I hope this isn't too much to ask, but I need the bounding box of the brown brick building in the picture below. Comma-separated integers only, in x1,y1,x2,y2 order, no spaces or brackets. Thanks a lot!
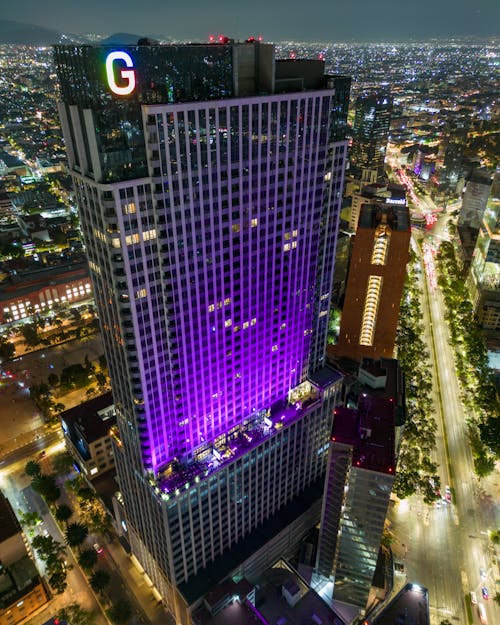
331,202,410,362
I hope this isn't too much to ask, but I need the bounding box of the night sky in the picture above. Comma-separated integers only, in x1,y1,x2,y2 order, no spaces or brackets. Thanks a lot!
3,0,499,41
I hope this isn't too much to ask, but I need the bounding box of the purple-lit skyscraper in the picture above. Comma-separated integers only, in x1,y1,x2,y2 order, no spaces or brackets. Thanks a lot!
54,40,349,623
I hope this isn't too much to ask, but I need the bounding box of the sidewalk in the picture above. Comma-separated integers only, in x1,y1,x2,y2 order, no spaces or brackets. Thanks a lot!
105,539,175,625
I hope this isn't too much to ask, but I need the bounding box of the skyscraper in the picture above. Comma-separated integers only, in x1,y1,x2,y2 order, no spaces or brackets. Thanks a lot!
350,93,393,180
54,41,350,623
317,358,399,611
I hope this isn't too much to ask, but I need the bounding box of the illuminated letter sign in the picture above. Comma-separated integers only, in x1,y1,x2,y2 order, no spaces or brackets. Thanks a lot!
106,51,136,96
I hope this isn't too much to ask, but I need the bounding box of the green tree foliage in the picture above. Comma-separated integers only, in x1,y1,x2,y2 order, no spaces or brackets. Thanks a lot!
64,521,89,549
20,324,41,347
25,460,42,477
90,568,111,595
0,337,15,361
48,568,68,594
107,600,132,624
52,451,74,476
394,265,441,501
58,604,96,625
436,242,500,473
78,547,98,571
60,363,91,390
32,535,66,573
31,473,61,505
54,503,73,524
47,372,59,387
18,510,42,531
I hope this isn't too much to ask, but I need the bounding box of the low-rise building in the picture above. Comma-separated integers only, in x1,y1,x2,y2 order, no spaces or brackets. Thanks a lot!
0,492,49,625
0,261,91,322
60,391,116,480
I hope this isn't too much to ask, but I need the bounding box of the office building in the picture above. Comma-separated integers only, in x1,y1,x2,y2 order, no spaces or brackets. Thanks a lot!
332,203,410,363
349,182,406,231
54,40,349,623
316,359,400,611
350,94,392,180
458,169,492,230
468,193,500,346
61,391,116,480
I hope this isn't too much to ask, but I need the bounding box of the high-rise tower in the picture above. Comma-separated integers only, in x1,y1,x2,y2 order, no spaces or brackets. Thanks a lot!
350,93,392,180
54,41,349,623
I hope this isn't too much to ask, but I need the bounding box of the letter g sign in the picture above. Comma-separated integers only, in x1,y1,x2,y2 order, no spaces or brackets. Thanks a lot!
105,51,136,96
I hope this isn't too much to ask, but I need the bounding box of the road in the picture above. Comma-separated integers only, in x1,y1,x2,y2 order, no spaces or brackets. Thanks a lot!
0,457,109,625
390,205,499,625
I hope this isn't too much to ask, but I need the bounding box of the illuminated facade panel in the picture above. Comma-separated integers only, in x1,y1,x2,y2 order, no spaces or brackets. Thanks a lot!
359,275,383,346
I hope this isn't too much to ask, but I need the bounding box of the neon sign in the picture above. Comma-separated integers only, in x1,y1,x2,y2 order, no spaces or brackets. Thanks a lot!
105,51,136,96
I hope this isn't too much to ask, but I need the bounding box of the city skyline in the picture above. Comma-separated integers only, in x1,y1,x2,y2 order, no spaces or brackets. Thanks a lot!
1,0,499,42
0,29,498,625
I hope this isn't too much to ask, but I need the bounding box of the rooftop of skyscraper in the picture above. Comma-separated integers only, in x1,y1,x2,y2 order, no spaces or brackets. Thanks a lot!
330,359,401,475
358,202,410,232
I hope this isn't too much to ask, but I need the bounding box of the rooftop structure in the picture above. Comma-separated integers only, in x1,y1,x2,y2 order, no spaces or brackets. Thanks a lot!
332,203,410,362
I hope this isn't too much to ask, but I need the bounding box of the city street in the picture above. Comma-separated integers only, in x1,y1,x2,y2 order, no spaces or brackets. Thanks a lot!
390,208,499,625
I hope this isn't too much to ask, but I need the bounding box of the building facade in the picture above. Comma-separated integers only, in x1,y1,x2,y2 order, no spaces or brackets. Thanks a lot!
349,94,393,180
0,493,49,625
333,202,410,362
61,391,116,480
54,41,349,622
316,359,399,611
0,261,91,323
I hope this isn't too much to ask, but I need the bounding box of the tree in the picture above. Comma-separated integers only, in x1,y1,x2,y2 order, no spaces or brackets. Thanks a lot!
107,600,132,624
52,451,74,476
474,453,495,478
32,535,65,565
20,324,41,347
78,547,98,571
58,604,96,625
47,372,59,387
49,568,68,594
65,521,89,550
54,503,73,525
95,371,107,389
31,473,61,505
18,510,42,531
60,363,91,389
0,337,15,361
25,460,42,477
90,569,111,595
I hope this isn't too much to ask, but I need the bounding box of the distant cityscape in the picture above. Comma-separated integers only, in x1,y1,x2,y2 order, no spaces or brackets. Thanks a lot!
0,29,498,625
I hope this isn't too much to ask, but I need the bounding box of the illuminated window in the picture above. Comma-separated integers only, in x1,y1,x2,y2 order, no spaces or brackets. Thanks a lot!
251,218,258,227
125,233,140,245
123,202,136,214
136,288,147,299
224,319,232,328
359,275,383,346
271,344,278,352
224,297,231,305
250,318,256,326
232,224,240,233
208,304,215,312
243,321,249,330
143,228,157,241
371,225,391,266
283,243,291,252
